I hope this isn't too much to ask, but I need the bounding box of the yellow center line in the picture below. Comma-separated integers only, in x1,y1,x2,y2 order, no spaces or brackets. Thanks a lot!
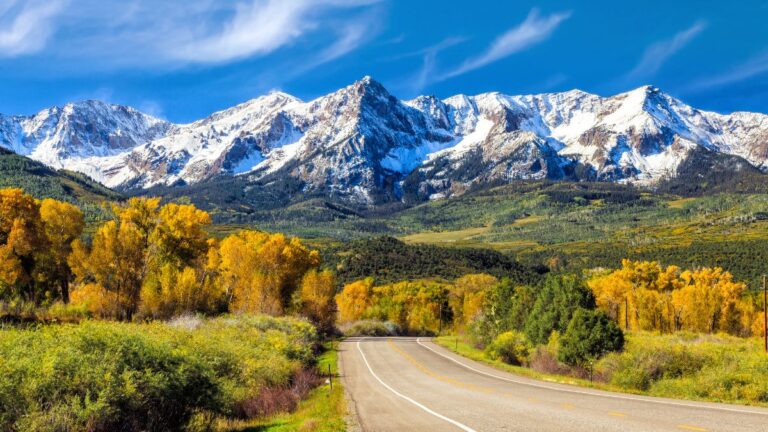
608,412,626,417
386,339,495,394
561,403,575,410
678,425,707,431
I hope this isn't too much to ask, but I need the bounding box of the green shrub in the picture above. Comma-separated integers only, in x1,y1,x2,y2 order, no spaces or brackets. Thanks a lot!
0,315,318,431
558,308,624,366
485,331,532,365
602,342,707,391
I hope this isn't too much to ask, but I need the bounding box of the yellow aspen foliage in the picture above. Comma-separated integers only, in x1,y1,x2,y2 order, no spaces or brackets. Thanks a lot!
369,280,448,334
69,220,146,320
0,189,45,299
39,199,84,303
112,197,161,237
70,283,119,318
335,278,374,323
673,267,746,334
752,314,766,340
216,230,320,315
0,244,22,295
451,274,497,327
139,264,223,319
231,272,282,315
150,203,211,266
299,269,337,334
589,260,751,335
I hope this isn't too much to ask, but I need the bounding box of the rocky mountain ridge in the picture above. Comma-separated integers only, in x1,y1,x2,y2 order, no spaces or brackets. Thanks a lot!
2,77,767,204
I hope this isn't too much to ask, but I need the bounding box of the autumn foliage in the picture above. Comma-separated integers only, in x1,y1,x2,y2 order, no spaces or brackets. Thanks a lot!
588,260,756,336
0,189,84,303
0,189,331,326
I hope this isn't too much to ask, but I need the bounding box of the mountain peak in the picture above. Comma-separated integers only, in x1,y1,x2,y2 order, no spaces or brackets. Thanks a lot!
2,81,768,204
350,75,389,95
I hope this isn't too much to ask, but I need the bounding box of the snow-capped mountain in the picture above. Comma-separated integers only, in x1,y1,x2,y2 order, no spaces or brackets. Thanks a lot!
1,77,768,204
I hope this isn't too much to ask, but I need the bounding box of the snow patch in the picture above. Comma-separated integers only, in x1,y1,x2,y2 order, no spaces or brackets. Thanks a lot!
232,151,265,175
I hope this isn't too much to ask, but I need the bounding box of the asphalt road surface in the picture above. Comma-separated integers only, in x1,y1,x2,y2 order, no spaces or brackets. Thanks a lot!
339,337,768,432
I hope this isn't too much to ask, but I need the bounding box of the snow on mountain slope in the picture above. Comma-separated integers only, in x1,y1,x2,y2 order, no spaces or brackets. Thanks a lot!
1,78,767,204
0,100,170,172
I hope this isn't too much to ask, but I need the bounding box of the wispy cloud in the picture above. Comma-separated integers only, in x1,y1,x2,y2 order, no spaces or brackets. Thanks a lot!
412,37,467,92
0,0,68,57
311,18,375,67
3,0,379,69
172,0,363,64
685,51,768,92
623,21,707,82
439,9,571,80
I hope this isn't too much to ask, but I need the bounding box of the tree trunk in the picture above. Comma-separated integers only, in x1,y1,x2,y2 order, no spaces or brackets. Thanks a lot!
61,277,70,304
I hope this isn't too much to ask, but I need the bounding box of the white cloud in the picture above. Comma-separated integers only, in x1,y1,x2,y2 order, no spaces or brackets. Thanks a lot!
685,51,768,91
624,21,706,82
172,0,317,64
0,0,67,57
440,9,571,80
5,0,379,68
163,0,382,65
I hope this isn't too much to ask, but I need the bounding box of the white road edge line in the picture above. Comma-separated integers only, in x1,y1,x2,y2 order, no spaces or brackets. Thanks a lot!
416,338,768,417
356,338,477,432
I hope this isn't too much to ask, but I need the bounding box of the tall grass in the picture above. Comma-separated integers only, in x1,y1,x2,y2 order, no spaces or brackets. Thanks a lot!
599,332,768,404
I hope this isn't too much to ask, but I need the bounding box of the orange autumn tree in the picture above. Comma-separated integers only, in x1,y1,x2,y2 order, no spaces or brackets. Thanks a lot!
70,218,147,320
450,273,498,328
336,278,374,323
70,198,161,319
39,199,84,303
70,198,219,319
0,189,48,301
138,203,219,318
299,269,337,335
672,267,747,334
212,230,320,315
589,260,752,335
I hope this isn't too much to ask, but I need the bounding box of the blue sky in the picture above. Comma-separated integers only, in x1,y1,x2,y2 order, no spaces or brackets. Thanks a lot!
1,0,767,122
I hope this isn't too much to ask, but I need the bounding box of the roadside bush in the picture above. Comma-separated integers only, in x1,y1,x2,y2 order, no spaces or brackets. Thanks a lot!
528,331,570,375
598,333,717,391
340,319,400,336
0,322,219,431
485,331,532,365
0,314,318,431
558,308,624,366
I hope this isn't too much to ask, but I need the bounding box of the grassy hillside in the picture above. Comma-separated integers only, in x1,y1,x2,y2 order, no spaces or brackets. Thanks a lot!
0,150,122,220
226,181,768,288
388,183,768,288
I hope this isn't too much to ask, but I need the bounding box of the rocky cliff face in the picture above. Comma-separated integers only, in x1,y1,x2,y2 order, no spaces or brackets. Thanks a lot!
2,77,768,204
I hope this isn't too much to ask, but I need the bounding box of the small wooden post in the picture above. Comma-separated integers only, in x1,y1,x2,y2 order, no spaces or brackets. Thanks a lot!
438,303,443,334
328,363,332,390
763,275,767,353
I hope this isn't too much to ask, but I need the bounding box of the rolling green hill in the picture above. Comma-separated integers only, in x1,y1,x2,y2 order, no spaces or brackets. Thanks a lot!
0,150,122,220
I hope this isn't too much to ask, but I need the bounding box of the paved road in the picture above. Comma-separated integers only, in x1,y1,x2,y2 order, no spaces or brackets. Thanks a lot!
339,337,768,432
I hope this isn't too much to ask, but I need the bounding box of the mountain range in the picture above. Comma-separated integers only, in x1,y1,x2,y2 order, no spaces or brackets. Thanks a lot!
2,76,767,205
